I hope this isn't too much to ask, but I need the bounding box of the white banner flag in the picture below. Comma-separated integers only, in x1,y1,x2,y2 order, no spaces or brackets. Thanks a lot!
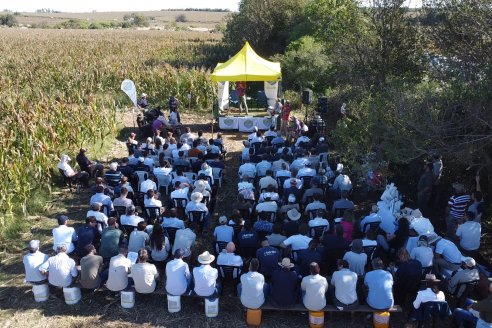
264,81,278,107
120,79,137,108
217,81,229,110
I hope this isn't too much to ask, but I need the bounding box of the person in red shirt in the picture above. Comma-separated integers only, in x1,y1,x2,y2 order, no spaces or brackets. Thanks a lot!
236,81,248,115
281,100,292,136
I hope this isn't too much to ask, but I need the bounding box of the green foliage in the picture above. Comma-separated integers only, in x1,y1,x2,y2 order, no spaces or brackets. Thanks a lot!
224,0,308,56
274,36,331,92
123,13,149,27
0,29,222,238
56,19,90,29
0,13,17,27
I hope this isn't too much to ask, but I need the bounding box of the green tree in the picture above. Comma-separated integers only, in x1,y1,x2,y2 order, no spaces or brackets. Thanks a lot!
223,0,308,56
0,14,17,27
274,36,331,92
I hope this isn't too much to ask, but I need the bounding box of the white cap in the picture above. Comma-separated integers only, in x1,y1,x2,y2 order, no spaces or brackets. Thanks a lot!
219,216,227,224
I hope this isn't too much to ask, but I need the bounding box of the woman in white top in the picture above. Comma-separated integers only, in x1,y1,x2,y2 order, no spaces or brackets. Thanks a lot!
413,274,445,310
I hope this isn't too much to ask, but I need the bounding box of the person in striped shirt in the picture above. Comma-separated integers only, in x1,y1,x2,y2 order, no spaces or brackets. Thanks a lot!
445,183,471,238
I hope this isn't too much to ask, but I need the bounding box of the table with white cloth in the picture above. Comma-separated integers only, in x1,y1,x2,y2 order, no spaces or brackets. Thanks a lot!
218,116,273,132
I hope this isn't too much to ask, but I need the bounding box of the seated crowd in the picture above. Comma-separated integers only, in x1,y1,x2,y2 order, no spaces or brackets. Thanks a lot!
25,123,491,327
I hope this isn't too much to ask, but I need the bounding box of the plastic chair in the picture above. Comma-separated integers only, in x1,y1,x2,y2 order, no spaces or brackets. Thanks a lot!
363,221,381,234
144,206,161,224
134,171,148,191
212,167,223,188
215,241,228,255
310,225,328,239
163,227,179,245
187,211,206,224
156,174,172,195
363,245,377,261
58,168,81,193
414,301,452,328
258,211,276,223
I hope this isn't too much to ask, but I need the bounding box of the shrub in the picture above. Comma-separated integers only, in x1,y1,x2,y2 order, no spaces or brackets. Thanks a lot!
175,14,187,22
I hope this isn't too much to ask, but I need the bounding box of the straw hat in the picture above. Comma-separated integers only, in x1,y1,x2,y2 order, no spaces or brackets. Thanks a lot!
425,274,440,282
190,192,203,203
287,208,301,221
279,258,295,269
198,251,215,264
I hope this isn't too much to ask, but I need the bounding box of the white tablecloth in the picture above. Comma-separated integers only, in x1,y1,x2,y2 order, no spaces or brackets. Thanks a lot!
218,116,273,132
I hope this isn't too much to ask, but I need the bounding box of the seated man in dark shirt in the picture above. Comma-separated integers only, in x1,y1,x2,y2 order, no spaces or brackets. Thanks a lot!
208,154,227,179
76,148,104,178
256,239,282,278
322,224,349,274
297,239,322,277
271,258,300,307
390,248,422,306
191,153,205,173
237,220,259,257
118,157,134,178
76,217,101,258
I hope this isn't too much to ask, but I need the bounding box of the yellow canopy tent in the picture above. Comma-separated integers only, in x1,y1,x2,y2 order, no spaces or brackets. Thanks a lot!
211,42,281,82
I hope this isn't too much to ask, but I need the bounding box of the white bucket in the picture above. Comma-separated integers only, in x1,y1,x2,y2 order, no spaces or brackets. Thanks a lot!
63,287,81,305
167,294,181,313
205,297,219,318
120,290,135,308
32,284,49,302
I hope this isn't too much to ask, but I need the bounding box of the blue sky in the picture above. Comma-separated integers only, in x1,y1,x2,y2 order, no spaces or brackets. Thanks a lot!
2,0,240,12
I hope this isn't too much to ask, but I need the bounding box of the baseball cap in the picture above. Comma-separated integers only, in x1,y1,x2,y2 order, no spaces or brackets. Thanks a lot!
219,216,228,224
288,194,296,203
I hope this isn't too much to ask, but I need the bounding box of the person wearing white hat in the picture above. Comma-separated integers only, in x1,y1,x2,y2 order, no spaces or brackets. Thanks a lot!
193,251,219,297
139,93,149,109
23,240,48,284
185,192,209,229
57,154,90,187
446,257,480,298
280,194,300,215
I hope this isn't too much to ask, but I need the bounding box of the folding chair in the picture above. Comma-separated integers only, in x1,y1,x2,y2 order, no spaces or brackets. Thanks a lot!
215,241,228,255
212,167,223,188
58,168,81,193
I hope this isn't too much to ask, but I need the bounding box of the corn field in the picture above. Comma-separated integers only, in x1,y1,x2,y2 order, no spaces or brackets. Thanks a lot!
0,29,226,236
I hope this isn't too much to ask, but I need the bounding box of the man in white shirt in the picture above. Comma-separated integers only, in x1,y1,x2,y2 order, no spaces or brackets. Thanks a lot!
193,251,220,297
132,249,158,294
291,154,311,172
23,240,48,284
144,189,163,208
330,259,358,309
39,245,78,288
308,213,330,235
86,202,109,228
305,193,327,215
140,175,157,194
217,242,243,268
90,185,113,212
280,224,312,251
276,163,291,179
162,209,186,229
301,262,328,311
238,258,267,309
106,247,133,292
256,155,272,177
52,215,77,254
410,235,434,268
170,181,190,202
433,236,463,275
359,205,381,233
259,170,278,190
295,133,310,147
166,248,191,295
297,162,316,178
239,159,256,179
456,211,481,251
120,205,144,227
256,197,278,214
248,127,259,142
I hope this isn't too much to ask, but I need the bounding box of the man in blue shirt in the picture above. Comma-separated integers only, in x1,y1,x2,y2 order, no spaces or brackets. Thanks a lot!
270,258,300,307
256,240,282,278
364,258,394,310
237,221,259,249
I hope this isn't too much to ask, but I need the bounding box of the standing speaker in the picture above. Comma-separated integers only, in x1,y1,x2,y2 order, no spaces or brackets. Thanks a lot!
317,96,328,113
302,89,313,105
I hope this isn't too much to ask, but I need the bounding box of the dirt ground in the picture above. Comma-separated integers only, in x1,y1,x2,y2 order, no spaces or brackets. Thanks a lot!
0,109,456,328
